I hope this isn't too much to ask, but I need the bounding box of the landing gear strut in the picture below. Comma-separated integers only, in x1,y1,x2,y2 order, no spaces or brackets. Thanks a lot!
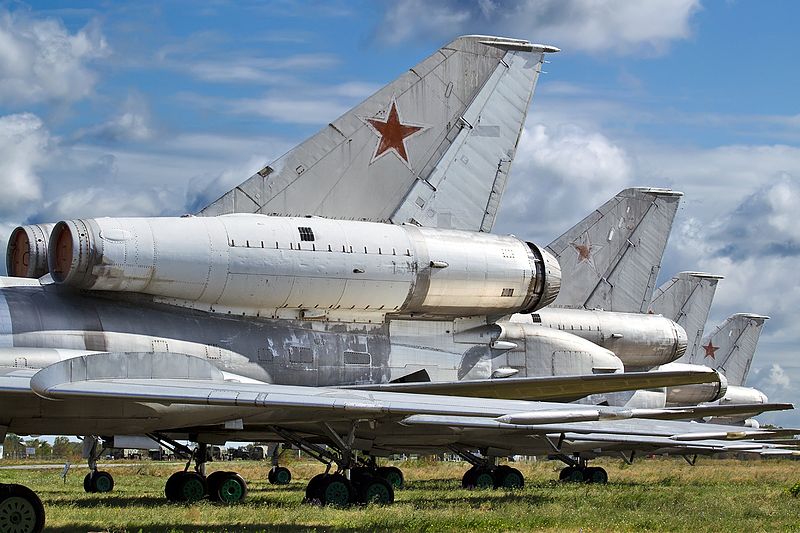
83,436,114,493
271,424,395,506
0,483,45,533
149,434,248,504
267,444,292,485
557,454,608,484
450,446,524,490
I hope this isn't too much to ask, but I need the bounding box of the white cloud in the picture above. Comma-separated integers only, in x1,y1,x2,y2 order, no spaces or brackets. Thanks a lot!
229,96,350,124
182,54,339,84
496,121,633,240
378,0,700,55
0,113,50,212
767,363,790,389
0,9,108,105
72,94,155,143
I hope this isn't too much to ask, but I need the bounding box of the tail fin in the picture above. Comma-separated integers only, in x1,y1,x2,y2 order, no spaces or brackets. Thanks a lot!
545,188,682,313
694,313,769,386
199,35,557,233
649,272,724,360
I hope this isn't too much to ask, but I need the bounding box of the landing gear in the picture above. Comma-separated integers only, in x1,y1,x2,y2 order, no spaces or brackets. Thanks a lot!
82,436,114,493
83,471,114,493
0,484,45,533
148,434,248,504
376,465,404,490
557,455,608,484
270,425,395,506
451,446,524,490
268,466,292,485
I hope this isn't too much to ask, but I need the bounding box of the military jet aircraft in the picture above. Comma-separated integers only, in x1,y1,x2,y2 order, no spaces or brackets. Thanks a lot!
0,35,793,533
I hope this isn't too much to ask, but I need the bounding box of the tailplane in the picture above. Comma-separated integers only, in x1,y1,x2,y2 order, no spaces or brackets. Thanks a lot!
649,272,724,359
693,313,769,386
199,35,557,233
545,188,683,313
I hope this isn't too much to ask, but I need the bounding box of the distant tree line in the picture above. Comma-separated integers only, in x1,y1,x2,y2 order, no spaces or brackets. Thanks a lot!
2,434,82,460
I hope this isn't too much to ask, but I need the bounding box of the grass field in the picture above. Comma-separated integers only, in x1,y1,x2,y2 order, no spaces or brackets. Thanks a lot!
2,457,798,532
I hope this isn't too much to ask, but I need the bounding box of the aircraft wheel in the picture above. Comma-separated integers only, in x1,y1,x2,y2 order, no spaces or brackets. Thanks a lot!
206,471,228,502
461,465,479,488
494,465,524,489
376,466,404,490
304,473,327,503
178,472,207,503
83,473,94,493
90,471,114,493
355,474,394,505
216,472,247,504
165,472,185,502
0,484,46,533
585,466,608,484
319,474,355,507
268,466,292,485
560,466,585,483
473,467,496,489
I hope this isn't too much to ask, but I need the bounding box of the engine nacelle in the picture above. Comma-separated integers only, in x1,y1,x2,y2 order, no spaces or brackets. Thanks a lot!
519,308,689,368
48,215,561,318
718,385,768,405
6,223,55,278
661,362,728,405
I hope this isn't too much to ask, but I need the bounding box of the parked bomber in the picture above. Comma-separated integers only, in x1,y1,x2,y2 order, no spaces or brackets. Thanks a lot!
0,35,796,533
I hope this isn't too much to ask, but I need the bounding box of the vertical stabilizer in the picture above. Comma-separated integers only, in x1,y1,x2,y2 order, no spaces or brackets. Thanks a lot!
694,313,769,386
199,36,557,233
546,188,683,313
650,272,724,360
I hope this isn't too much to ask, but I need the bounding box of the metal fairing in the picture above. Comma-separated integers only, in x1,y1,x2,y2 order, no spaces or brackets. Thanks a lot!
514,308,689,368
198,36,551,234
546,187,683,313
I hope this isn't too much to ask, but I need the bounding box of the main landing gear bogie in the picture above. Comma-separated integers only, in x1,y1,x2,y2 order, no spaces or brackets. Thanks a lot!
461,464,525,490
559,465,608,484
304,472,394,506
165,470,248,504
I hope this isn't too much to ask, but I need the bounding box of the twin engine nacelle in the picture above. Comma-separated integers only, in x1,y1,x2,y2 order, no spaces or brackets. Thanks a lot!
6,223,55,279
47,215,561,318
661,362,728,405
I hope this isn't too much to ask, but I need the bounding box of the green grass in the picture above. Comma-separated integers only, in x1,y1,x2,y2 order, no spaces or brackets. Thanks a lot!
2,458,799,532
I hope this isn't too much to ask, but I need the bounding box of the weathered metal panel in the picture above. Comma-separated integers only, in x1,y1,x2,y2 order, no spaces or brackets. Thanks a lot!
547,188,683,313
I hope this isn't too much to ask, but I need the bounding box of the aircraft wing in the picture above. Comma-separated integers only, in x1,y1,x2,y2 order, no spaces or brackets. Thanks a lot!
342,369,722,402
199,35,557,233
26,353,794,446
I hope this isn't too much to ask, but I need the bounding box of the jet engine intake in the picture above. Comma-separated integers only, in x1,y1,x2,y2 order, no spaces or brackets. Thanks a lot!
6,223,55,278
48,215,561,318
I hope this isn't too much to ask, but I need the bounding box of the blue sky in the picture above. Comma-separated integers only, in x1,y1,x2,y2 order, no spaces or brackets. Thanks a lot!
0,1,798,425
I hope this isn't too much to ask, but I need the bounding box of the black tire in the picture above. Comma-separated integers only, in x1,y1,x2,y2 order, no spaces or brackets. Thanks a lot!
319,474,355,507
165,471,187,502
177,472,207,503
270,466,291,485
560,466,585,483
90,471,114,493
215,472,248,504
472,467,496,489
376,466,404,490
355,474,394,505
83,473,94,493
304,473,328,503
206,471,228,502
586,466,608,484
461,465,479,488
494,466,524,489
0,484,46,533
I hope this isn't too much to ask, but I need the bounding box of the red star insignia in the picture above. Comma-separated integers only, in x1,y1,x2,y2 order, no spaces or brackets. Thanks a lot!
703,341,719,359
570,235,602,272
365,99,426,168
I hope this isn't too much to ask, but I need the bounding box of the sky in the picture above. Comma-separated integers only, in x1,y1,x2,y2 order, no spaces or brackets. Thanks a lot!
0,0,797,426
